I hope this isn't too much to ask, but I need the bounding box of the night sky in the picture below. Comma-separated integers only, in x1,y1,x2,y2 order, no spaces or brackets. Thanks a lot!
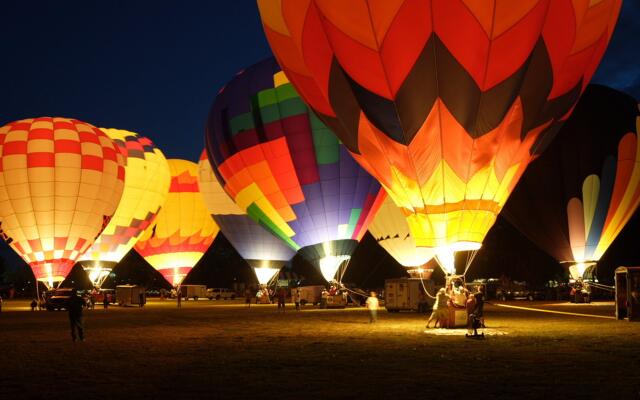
1,1,638,161
1,1,639,286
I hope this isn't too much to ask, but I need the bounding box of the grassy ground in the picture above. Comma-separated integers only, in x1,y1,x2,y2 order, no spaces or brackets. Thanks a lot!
0,299,638,399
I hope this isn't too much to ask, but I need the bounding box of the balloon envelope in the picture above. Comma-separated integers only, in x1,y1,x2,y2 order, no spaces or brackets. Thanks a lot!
205,58,383,281
503,85,640,279
198,150,294,282
368,192,434,268
135,159,219,287
258,0,622,256
0,117,125,287
79,129,171,286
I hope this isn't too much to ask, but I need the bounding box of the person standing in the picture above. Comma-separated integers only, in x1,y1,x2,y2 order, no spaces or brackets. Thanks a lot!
0,295,4,313
30,299,38,311
68,289,85,342
293,288,301,311
177,288,182,309
277,287,286,312
244,287,253,308
103,292,109,310
366,292,379,323
426,288,450,328
138,291,145,308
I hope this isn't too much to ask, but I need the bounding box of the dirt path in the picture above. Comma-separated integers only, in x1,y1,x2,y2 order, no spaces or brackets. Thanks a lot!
0,300,638,399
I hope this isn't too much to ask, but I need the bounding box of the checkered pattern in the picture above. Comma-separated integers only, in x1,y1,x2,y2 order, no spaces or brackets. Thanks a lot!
0,117,125,287
135,159,219,287
79,129,170,266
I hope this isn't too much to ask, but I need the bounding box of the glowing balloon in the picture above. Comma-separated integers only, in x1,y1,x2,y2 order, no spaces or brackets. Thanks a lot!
78,129,171,287
198,150,295,285
368,192,434,269
258,0,622,271
135,159,219,287
205,58,383,282
0,117,125,288
504,85,640,280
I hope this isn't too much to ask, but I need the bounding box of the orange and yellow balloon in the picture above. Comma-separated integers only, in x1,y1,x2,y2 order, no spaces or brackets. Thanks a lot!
258,0,622,273
78,129,171,287
134,159,219,287
0,117,125,288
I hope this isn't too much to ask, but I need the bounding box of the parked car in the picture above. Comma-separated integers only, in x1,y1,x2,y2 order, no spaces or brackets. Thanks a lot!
207,288,236,300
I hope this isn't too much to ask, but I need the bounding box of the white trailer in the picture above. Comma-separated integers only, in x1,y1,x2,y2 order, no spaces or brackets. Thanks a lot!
384,278,435,313
116,285,145,307
180,285,208,300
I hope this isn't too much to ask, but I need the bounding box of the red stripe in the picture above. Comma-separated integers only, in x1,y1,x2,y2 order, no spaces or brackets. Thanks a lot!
54,237,67,249
53,120,75,130
78,131,100,144
28,129,54,140
54,139,81,154
102,146,117,162
81,155,103,171
117,165,125,180
27,152,55,168
2,141,27,155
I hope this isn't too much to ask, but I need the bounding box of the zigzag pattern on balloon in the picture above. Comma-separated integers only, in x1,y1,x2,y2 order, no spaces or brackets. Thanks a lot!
259,0,621,249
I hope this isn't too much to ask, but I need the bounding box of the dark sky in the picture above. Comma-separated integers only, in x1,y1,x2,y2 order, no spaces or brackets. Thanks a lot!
0,1,639,285
1,0,638,162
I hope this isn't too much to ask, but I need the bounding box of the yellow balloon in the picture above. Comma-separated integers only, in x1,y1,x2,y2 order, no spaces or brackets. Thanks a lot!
78,129,171,287
135,159,219,286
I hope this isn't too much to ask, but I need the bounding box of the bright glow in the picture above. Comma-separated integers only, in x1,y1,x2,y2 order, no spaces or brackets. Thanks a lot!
434,242,481,275
319,255,350,282
85,262,112,287
417,267,424,274
569,261,595,280
435,249,456,275
253,267,280,285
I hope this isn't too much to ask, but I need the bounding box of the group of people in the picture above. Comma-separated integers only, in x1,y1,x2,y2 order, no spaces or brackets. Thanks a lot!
426,278,485,333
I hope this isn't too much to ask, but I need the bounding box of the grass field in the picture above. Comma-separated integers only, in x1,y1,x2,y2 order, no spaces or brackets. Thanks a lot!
0,299,638,399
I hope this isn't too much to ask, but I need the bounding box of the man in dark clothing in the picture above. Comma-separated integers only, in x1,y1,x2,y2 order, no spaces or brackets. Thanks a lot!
68,290,85,342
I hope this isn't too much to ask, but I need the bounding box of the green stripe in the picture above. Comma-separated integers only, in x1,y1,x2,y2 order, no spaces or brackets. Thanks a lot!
310,112,339,164
346,208,362,238
246,203,300,251
229,112,254,135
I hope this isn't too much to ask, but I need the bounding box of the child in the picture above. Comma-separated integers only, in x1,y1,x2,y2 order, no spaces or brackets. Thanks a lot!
366,291,379,323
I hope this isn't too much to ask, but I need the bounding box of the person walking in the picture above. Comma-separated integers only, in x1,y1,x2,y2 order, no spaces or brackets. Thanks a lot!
67,289,85,342
366,291,379,323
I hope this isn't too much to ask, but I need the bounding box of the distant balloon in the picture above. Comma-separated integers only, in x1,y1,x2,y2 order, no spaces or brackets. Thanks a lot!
78,129,171,287
0,117,125,288
198,150,295,284
135,159,219,287
259,0,622,273
205,58,383,282
503,85,640,280
369,192,434,269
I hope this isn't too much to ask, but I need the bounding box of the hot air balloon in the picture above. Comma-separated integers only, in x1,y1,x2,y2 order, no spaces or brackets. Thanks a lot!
205,58,383,283
78,129,171,287
134,159,219,287
258,0,622,275
0,117,125,288
198,150,295,285
368,192,434,270
503,85,640,281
